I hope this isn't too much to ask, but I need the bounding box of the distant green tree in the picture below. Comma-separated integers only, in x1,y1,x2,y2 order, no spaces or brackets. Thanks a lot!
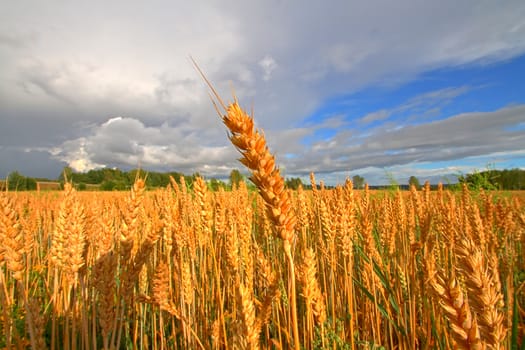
86,169,104,184
145,171,170,188
229,169,244,189
8,171,26,191
408,176,421,190
115,181,127,190
26,177,37,191
5,171,38,191
101,168,126,184
352,175,365,189
285,177,303,190
101,180,116,191
458,167,500,191
500,168,525,189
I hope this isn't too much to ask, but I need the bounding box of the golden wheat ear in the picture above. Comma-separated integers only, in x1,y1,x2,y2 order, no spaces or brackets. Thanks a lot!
193,59,302,350
191,58,296,244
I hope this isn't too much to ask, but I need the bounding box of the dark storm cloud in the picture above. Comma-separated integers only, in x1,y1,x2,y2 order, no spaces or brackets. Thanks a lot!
0,147,66,179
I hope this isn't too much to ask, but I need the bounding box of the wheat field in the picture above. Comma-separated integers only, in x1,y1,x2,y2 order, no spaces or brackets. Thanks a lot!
1,99,524,350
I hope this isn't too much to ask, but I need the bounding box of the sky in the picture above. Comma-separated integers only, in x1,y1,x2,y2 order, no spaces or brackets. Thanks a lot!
1,1,525,185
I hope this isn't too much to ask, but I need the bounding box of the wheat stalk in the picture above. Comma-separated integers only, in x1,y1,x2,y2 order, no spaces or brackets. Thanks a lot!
0,195,25,281
194,61,301,349
456,237,506,349
428,261,485,350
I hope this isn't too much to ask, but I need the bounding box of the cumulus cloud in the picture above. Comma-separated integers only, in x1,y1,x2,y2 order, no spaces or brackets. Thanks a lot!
52,116,237,176
58,138,105,172
259,55,278,81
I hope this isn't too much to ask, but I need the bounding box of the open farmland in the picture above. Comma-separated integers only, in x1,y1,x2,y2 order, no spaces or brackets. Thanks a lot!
0,177,524,349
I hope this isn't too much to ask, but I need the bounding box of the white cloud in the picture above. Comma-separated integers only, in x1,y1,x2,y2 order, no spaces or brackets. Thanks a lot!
259,55,278,81
67,144,105,173
52,116,237,175
360,110,390,124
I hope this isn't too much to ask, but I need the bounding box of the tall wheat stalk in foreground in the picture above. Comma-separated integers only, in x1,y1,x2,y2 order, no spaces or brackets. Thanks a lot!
194,61,301,349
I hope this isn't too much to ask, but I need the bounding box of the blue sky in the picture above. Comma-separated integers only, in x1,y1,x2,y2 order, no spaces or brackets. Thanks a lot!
297,55,525,183
308,55,525,143
1,1,524,185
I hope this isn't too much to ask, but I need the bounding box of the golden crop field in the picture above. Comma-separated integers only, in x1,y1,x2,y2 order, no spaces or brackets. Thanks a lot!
1,98,524,350
1,179,524,350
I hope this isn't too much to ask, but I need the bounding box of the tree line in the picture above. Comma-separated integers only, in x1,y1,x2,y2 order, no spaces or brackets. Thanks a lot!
458,168,525,190
2,168,203,191
3,167,525,191
2,168,246,191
